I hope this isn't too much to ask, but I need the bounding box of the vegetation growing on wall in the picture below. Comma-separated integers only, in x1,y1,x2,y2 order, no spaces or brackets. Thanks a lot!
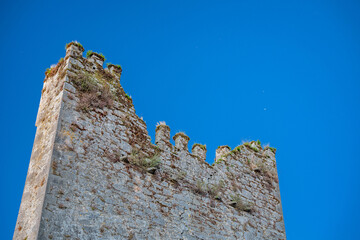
264,146,277,154
208,180,225,200
128,151,161,172
230,194,253,212
110,150,161,174
45,58,65,78
65,41,84,52
106,63,122,70
86,50,106,61
192,143,207,151
243,141,260,152
71,72,113,112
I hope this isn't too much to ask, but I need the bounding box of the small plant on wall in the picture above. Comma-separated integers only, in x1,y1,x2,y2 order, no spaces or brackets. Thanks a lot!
229,194,253,213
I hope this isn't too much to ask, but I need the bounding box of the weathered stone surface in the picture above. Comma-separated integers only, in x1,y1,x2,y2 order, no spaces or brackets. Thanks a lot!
14,43,286,240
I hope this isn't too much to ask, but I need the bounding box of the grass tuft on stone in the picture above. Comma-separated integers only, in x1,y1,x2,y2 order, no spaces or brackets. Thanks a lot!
65,41,84,51
127,151,161,173
230,194,253,212
208,180,225,200
264,146,277,154
45,58,65,78
86,50,106,61
71,72,114,112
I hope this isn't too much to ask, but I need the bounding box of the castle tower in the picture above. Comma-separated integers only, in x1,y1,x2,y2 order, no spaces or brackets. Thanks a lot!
14,42,286,239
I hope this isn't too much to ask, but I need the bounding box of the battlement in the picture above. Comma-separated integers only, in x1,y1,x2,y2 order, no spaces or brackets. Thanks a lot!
14,42,285,240
153,122,277,166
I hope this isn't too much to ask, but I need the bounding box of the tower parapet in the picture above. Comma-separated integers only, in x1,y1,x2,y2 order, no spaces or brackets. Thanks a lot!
107,64,122,81
87,51,105,66
215,145,231,162
155,122,172,151
173,132,190,152
192,143,207,161
65,41,84,58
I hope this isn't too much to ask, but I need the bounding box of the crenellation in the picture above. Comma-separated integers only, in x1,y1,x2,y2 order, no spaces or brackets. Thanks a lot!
107,64,122,82
87,52,105,67
173,132,190,152
192,143,207,162
14,42,285,240
155,123,172,152
215,145,231,162
65,41,84,58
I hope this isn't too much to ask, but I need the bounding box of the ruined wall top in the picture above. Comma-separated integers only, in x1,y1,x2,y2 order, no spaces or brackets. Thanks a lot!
14,41,285,240
41,40,280,180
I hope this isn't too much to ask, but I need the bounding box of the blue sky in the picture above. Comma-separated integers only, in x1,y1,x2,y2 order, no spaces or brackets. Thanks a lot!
1,0,360,239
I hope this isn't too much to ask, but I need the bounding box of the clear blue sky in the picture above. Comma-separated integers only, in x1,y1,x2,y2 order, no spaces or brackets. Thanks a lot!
1,0,359,239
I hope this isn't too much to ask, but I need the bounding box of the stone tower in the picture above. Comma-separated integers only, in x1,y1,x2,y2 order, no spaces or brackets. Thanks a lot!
14,42,286,240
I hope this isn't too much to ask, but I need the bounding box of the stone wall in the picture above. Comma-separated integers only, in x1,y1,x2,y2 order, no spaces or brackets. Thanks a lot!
14,42,286,240
13,46,70,240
